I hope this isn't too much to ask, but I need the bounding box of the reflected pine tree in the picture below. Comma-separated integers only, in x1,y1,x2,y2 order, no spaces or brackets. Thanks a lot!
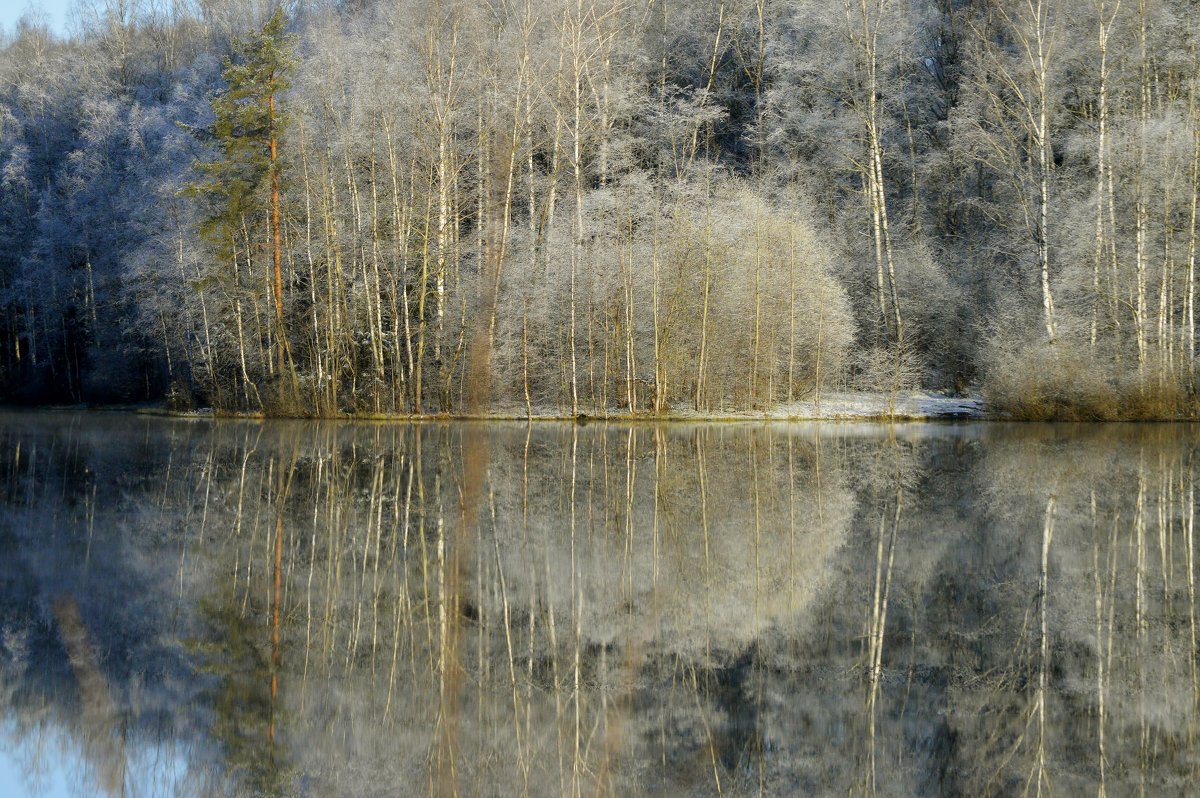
192,595,294,797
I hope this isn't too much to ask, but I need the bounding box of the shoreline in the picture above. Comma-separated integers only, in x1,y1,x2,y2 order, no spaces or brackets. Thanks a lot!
10,392,988,422
10,390,1200,422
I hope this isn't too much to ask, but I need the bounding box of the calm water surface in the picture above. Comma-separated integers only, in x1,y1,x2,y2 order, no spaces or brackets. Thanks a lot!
1,411,1198,796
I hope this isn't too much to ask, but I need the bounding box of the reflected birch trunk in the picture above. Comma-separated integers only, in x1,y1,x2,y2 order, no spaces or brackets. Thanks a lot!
1031,493,1055,798
863,485,900,797
1091,491,1109,798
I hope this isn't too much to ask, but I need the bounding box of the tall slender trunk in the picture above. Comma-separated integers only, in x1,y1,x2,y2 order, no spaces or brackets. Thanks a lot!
415,188,435,414
525,80,537,418
696,197,712,411
368,150,387,400
427,11,460,397
232,246,255,408
383,119,415,408
624,221,636,412
1134,0,1150,375
1038,100,1056,344
436,131,451,373
1187,40,1199,373
568,0,586,415
751,220,763,408
269,90,287,380
851,0,902,342
1092,0,1118,349
297,121,325,410
1034,0,1056,343
689,0,726,161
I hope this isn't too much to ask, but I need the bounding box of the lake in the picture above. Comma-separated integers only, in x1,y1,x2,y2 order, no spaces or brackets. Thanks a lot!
0,411,1198,796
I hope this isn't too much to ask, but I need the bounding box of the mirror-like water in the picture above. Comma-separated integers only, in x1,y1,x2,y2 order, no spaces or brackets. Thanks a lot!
1,411,1198,796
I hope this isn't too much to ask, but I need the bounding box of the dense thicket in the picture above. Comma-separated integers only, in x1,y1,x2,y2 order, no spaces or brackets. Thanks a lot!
1,0,1198,416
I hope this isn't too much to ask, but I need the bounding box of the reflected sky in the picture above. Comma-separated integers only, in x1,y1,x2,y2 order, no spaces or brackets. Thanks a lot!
0,741,69,798
1,725,193,798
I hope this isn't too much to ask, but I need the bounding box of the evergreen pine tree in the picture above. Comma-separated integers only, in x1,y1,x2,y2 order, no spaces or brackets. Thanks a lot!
186,8,297,400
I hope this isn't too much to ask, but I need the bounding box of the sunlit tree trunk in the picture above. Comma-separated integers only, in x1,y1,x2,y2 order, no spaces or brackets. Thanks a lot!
1032,0,1056,344
985,0,1059,343
422,3,461,406
695,191,712,411
268,89,287,381
846,0,903,342
1187,41,1200,373
1091,0,1120,350
1133,0,1150,375
566,0,589,415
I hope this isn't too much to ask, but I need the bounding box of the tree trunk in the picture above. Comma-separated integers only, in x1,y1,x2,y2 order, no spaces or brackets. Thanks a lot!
269,91,287,378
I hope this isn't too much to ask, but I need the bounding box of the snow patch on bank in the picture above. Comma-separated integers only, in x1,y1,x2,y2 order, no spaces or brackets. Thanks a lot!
658,391,986,421
782,391,986,420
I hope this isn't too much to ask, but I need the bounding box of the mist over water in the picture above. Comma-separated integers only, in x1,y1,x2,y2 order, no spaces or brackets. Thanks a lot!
1,411,1199,796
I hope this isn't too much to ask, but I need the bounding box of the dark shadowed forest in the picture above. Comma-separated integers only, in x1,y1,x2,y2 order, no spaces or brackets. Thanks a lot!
1,0,1199,418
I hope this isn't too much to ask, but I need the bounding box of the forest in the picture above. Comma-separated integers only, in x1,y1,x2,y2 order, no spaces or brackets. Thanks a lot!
0,0,1198,418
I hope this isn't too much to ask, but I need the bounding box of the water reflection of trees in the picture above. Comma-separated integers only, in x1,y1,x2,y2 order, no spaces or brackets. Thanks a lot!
953,425,1200,796
3,415,1200,796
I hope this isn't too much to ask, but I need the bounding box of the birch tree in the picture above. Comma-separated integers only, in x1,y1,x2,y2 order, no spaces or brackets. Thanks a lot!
969,0,1062,343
